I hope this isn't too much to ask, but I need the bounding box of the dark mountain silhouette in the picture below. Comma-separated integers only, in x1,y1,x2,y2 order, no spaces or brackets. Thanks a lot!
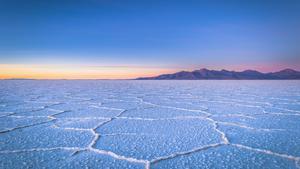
136,68,300,80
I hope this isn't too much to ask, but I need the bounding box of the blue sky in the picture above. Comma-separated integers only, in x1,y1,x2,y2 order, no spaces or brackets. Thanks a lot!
0,0,299,78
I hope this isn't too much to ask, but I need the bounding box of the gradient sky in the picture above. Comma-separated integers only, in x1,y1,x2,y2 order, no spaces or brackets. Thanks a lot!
0,0,300,79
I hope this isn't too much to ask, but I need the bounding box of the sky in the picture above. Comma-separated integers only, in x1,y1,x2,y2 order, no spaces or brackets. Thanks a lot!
0,0,300,79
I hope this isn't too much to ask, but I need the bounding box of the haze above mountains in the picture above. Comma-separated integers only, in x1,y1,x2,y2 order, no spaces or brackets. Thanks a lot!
137,68,300,80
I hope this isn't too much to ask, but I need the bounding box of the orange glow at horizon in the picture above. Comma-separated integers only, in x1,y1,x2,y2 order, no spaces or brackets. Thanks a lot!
1,63,298,79
0,64,177,79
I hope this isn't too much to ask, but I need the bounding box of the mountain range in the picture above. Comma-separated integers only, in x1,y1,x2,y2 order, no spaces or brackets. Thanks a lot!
136,68,300,80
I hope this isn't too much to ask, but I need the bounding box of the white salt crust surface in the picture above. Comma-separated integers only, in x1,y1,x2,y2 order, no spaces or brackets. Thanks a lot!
0,80,300,169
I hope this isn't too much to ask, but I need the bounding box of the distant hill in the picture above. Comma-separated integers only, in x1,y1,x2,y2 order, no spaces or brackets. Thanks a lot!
136,68,300,80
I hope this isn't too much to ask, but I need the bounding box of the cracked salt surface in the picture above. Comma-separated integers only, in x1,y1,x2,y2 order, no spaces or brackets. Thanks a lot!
0,116,50,133
95,118,221,160
0,80,300,169
120,107,206,118
54,105,122,118
0,123,94,151
55,118,109,129
152,145,297,169
219,124,300,157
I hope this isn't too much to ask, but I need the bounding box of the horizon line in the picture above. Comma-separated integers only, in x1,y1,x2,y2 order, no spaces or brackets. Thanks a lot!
1,68,299,80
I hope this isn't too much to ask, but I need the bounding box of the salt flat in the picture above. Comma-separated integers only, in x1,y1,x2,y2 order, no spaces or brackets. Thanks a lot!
0,80,300,169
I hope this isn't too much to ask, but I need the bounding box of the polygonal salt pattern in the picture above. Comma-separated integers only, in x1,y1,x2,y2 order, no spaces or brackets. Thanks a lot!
16,108,64,117
120,107,206,118
95,118,222,160
0,150,72,169
0,80,299,169
101,101,153,110
55,118,108,129
0,123,94,151
0,116,50,132
54,106,122,118
61,151,145,169
218,124,300,157
151,145,297,169
212,113,300,130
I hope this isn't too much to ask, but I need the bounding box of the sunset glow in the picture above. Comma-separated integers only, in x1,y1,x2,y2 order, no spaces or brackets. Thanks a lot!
0,0,299,79
0,64,177,79
1,62,299,79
